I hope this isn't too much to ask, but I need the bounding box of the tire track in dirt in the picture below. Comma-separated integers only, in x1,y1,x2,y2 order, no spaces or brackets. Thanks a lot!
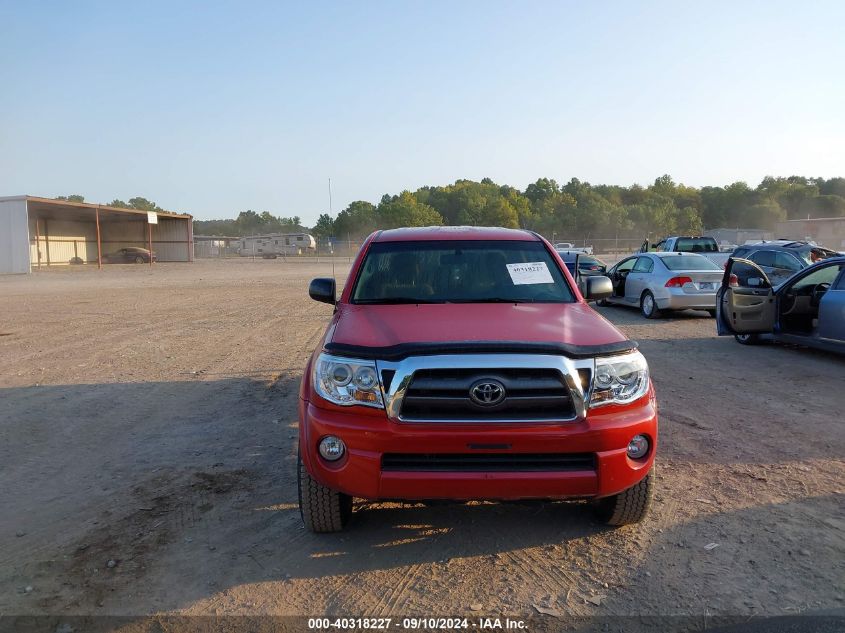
371,562,424,617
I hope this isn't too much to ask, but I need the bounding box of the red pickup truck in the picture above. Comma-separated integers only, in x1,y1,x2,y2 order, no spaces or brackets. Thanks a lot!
298,227,657,532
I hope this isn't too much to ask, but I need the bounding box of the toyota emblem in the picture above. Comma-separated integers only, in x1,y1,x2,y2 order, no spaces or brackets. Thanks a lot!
469,379,506,407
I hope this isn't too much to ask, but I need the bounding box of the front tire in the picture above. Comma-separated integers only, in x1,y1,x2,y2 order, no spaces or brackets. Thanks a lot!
134,255,145,264
640,291,661,319
593,470,654,526
734,333,761,345
298,450,352,533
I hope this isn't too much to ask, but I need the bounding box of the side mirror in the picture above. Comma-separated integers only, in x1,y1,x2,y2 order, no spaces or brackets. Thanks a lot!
309,278,336,304
585,275,613,301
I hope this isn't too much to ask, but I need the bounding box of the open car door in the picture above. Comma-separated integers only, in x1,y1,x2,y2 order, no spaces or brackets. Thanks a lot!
716,258,777,336
573,253,592,298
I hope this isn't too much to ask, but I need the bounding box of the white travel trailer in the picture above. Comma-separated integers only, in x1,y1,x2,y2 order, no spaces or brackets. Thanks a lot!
237,233,316,257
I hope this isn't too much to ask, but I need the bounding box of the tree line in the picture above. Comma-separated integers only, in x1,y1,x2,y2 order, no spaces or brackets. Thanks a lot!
192,210,304,236
57,174,845,241
312,175,845,243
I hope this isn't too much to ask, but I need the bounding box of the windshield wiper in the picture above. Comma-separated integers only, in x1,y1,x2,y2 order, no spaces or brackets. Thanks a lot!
354,297,445,305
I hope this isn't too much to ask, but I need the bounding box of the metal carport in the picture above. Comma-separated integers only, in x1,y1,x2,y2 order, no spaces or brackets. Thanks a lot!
0,196,193,274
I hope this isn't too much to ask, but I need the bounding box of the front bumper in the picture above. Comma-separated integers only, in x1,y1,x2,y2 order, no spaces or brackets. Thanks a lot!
299,395,657,501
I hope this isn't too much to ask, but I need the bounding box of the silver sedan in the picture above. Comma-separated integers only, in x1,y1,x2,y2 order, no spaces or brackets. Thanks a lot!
602,253,724,318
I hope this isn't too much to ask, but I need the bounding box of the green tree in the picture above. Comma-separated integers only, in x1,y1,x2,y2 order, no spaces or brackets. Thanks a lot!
676,206,704,234
740,201,787,227
312,213,335,240
524,178,560,203
333,201,379,238
799,195,845,218
55,194,85,202
127,197,163,212
819,177,845,198
378,191,443,228
650,174,676,198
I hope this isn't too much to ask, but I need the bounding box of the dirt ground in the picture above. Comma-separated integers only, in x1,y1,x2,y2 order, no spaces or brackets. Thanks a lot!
1,259,843,630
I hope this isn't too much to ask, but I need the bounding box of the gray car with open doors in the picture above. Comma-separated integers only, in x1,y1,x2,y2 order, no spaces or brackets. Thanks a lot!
601,252,722,319
716,256,845,354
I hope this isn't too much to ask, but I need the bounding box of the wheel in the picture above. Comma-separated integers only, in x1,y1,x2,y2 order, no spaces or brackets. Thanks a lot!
734,333,761,345
706,309,717,318
640,291,661,319
298,449,352,533
134,255,145,264
596,298,610,307
593,469,654,526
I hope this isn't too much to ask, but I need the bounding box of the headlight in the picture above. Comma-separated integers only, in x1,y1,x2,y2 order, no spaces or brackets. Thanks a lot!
314,353,384,408
590,351,649,407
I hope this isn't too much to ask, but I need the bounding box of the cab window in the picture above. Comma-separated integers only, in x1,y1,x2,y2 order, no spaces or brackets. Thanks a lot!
676,237,718,253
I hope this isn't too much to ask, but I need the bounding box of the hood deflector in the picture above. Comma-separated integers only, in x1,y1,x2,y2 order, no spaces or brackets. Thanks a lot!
323,339,638,361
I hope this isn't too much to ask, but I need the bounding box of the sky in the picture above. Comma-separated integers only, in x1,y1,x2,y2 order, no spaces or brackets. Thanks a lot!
1,0,843,223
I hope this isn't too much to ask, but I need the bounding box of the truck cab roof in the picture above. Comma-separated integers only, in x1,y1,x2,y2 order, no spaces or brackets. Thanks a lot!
374,226,538,242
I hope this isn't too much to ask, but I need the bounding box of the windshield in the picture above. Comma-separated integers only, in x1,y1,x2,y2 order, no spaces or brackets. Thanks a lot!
352,240,576,304
798,247,840,265
675,237,719,253
660,255,722,271
791,263,845,290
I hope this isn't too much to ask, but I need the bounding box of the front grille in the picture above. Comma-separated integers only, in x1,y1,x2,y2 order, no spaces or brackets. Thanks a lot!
399,368,575,421
381,453,596,472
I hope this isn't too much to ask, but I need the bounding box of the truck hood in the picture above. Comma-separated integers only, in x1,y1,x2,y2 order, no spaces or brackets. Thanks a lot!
325,302,632,358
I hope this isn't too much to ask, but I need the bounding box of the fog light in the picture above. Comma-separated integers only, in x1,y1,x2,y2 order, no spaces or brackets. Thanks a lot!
318,436,345,461
627,435,649,459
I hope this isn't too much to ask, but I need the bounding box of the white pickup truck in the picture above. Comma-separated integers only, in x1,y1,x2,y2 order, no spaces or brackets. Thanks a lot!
553,242,594,255
639,236,731,267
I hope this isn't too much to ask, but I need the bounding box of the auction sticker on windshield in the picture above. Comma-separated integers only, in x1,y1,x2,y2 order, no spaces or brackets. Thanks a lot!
506,261,554,285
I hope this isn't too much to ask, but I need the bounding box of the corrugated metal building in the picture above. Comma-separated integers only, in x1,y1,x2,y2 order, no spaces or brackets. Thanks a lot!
775,217,845,251
704,228,774,246
0,196,193,274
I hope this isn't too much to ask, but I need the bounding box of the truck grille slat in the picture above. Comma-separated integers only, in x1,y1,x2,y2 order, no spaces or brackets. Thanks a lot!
399,368,575,422
382,453,596,472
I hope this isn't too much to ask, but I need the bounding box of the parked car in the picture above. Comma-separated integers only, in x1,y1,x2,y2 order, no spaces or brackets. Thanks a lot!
103,247,156,264
299,227,657,532
639,236,731,268
729,240,840,287
716,256,845,353
601,252,723,318
556,250,609,298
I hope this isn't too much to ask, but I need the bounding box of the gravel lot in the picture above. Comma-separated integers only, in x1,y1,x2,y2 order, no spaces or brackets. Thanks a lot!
1,259,843,630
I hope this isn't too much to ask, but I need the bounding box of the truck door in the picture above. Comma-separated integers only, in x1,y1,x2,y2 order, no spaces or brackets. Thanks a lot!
716,258,776,336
